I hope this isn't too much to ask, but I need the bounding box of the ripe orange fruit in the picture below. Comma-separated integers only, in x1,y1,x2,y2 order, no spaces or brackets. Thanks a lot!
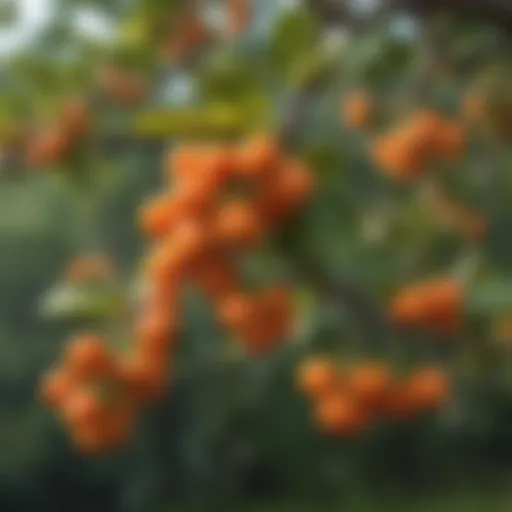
371,133,422,181
120,353,168,402
389,278,462,335
64,333,114,378
62,387,105,428
138,193,184,238
217,292,256,332
135,307,176,359
407,367,449,412
177,179,218,218
347,362,392,410
174,145,234,186
166,145,207,183
295,357,339,400
147,221,210,281
40,368,76,409
235,134,281,178
315,391,368,436
70,421,107,454
173,219,211,267
215,200,263,247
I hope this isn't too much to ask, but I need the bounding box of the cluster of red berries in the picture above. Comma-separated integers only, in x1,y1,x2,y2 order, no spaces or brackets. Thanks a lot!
296,357,450,437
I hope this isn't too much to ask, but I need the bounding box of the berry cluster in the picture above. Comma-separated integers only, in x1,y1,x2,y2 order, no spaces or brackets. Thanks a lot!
40,135,314,453
389,278,462,335
372,110,465,181
296,357,449,436
40,334,136,453
139,135,313,354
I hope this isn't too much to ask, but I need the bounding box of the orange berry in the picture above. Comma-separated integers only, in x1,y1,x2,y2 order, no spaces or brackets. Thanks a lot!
389,278,462,335
407,367,450,412
342,90,373,130
64,333,114,378
120,353,168,402
217,292,256,332
235,134,281,178
315,391,368,436
177,179,217,218
258,159,313,221
173,219,211,265
147,221,210,281
138,193,183,238
63,387,105,428
295,357,339,399
169,145,234,186
142,278,180,315
135,307,176,359
70,421,107,454
215,200,263,248
371,133,422,181
40,368,76,409
347,362,392,410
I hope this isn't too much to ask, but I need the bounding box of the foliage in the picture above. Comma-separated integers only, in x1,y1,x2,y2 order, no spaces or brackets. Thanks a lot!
1,0,512,511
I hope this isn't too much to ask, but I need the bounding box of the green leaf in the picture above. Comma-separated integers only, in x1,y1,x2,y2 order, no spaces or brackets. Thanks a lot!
132,104,268,138
39,283,124,321
267,7,320,81
466,278,512,316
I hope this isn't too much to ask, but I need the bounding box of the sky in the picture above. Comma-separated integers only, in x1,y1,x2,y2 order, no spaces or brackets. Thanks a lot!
0,0,53,55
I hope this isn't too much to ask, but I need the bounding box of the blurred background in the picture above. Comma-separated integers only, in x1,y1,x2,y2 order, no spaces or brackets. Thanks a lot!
2,0,512,510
